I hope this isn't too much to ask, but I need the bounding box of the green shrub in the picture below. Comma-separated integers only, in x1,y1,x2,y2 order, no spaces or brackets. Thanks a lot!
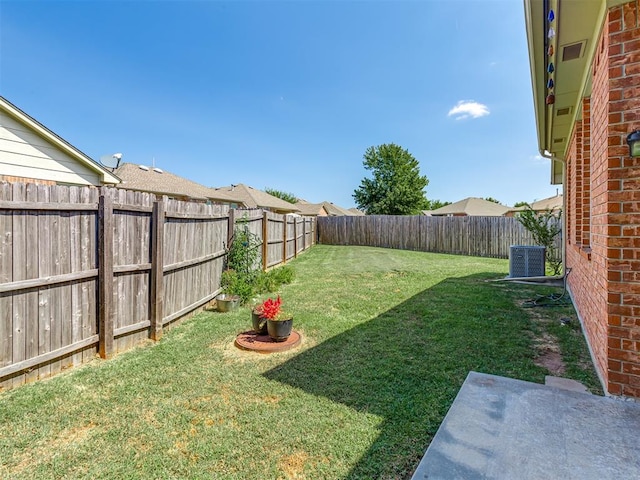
220,268,254,304
516,206,563,275
271,265,295,285
254,271,278,294
253,266,296,295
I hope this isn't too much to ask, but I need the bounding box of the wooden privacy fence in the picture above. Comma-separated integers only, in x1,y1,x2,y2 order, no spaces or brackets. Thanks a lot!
317,215,562,261
0,183,315,390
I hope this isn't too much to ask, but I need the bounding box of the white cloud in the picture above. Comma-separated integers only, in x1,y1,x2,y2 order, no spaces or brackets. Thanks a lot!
447,100,490,120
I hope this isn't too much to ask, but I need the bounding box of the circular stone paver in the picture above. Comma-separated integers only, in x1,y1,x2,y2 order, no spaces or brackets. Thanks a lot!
234,330,301,353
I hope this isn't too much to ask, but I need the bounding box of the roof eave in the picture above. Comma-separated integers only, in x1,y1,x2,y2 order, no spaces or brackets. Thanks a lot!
524,0,547,156
0,96,121,185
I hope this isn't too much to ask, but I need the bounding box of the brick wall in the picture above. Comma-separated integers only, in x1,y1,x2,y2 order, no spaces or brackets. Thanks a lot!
606,1,640,396
567,1,640,396
0,175,56,186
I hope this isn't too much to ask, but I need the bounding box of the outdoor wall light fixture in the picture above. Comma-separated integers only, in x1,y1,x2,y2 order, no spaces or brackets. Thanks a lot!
627,130,640,157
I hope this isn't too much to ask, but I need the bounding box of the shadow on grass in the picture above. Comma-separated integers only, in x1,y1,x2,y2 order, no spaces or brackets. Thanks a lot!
264,273,545,479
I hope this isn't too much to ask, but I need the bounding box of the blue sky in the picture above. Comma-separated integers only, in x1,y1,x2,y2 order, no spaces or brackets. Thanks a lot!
0,0,560,209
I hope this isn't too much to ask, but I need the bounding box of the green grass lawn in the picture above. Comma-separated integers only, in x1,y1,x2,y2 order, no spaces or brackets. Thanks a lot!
0,245,600,479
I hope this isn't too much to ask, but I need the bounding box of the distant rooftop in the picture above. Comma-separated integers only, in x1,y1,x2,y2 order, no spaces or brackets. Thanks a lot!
113,163,235,203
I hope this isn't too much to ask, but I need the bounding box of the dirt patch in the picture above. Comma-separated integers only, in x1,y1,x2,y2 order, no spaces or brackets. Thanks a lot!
216,330,313,363
278,450,311,479
535,349,566,375
533,332,566,375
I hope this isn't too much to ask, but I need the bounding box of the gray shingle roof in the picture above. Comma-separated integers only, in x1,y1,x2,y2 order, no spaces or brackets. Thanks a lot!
294,200,358,216
113,163,236,203
512,194,563,212
293,202,328,216
320,201,354,216
429,197,511,216
213,184,299,213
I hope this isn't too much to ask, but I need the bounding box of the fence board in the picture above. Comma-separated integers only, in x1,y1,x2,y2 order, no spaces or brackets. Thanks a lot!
0,183,13,390
69,187,82,367
80,187,98,363
11,183,26,388
36,186,51,382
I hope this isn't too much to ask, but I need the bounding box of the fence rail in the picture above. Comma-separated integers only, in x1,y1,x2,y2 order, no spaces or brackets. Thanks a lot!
0,182,315,390
317,215,562,260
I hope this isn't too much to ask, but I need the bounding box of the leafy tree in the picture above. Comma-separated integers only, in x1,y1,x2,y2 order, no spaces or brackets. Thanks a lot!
516,206,563,275
484,197,501,204
353,143,429,215
513,201,530,208
265,188,297,204
425,199,451,210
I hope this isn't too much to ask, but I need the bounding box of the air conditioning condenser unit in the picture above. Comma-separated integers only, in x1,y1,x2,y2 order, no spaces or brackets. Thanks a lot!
509,246,545,277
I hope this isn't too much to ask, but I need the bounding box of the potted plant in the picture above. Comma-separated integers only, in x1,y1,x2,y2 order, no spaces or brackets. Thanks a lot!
216,292,240,312
251,304,268,334
217,269,243,312
258,296,293,342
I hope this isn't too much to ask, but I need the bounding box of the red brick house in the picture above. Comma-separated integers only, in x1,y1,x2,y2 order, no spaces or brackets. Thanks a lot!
525,0,640,396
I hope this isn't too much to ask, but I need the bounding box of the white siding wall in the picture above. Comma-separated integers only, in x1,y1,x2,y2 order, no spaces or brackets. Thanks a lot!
0,111,102,186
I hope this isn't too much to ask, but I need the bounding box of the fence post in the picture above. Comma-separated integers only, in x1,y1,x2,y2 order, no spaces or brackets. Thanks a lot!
313,217,317,245
150,197,165,341
282,214,288,264
98,192,114,359
302,217,307,251
227,208,236,249
294,217,298,258
262,210,268,271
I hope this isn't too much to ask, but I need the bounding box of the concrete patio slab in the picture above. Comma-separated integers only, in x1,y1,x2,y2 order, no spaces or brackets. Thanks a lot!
411,371,640,480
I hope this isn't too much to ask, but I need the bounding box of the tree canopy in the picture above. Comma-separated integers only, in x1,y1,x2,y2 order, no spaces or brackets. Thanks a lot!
353,143,429,215
264,188,297,204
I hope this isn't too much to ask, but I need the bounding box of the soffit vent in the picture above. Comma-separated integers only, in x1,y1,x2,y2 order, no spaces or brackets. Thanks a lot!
553,137,566,144
562,42,585,61
556,107,572,116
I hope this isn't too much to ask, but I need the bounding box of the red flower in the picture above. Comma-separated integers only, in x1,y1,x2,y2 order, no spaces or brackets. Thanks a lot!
259,296,282,320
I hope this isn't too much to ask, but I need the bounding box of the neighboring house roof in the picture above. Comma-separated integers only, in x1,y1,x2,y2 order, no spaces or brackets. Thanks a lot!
0,96,120,185
294,200,360,216
294,201,329,216
113,163,237,203
348,208,365,216
320,201,354,216
508,194,563,214
429,197,511,216
213,184,299,213
524,1,603,184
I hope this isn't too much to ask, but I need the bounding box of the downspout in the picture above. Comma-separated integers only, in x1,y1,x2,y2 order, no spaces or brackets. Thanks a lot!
500,149,567,283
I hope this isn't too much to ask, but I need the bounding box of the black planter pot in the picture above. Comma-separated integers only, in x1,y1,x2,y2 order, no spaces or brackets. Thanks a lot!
267,318,293,342
251,310,268,335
